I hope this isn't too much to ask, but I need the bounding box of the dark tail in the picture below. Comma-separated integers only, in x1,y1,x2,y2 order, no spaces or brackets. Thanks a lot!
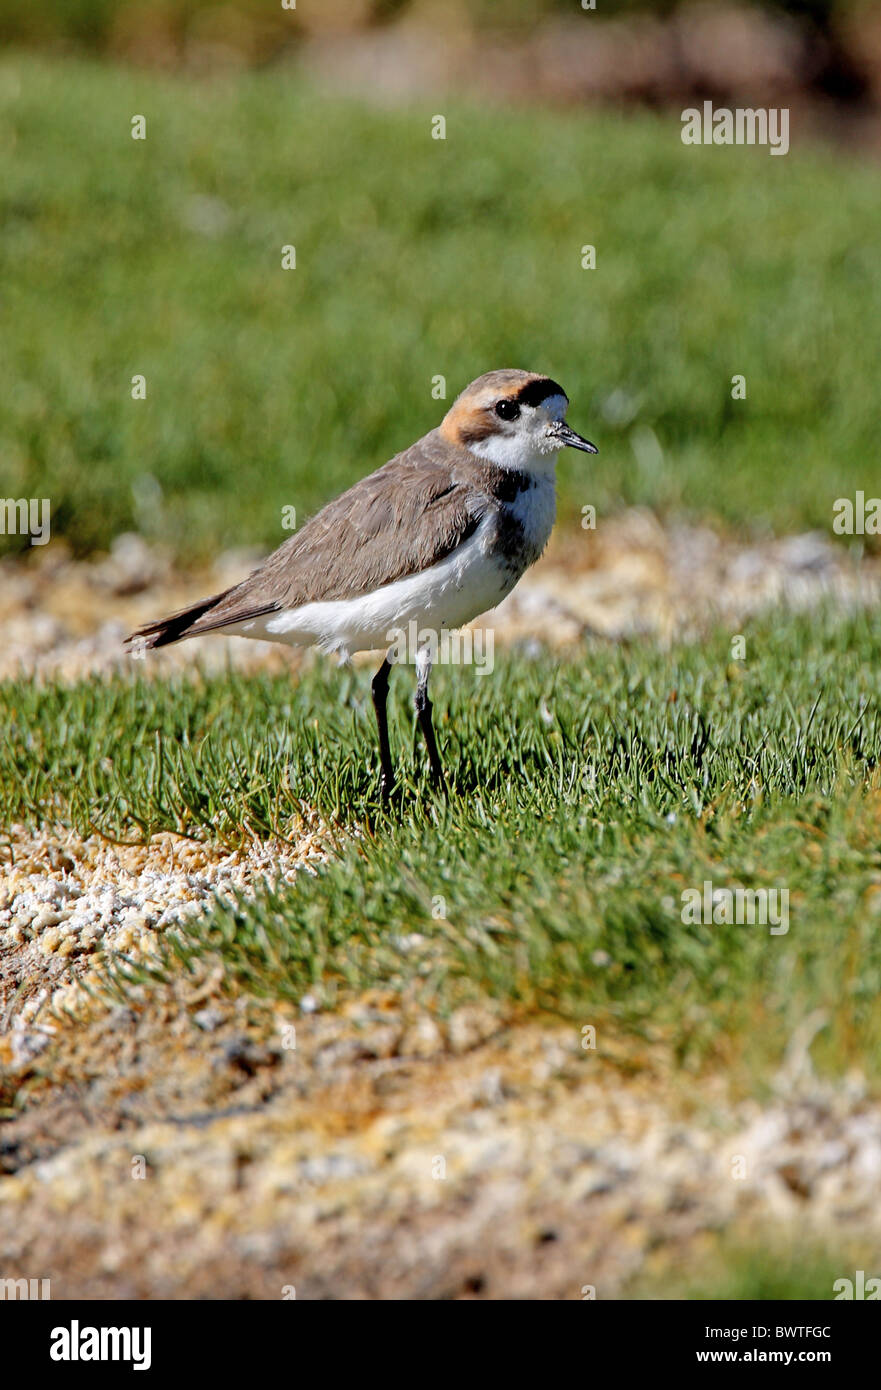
125,590,281,652
125,592,229,651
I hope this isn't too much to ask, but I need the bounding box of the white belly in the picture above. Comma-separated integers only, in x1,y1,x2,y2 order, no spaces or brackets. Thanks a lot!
227,520,520,658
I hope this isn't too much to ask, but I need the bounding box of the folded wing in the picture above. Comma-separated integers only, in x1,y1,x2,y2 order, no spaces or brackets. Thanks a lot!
127,431,485,650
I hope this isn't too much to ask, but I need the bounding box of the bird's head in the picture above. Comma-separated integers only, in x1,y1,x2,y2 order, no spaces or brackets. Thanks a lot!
440,369,597,474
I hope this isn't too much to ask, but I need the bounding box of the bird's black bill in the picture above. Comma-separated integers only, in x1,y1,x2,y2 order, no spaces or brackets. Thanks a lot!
554,423,598,454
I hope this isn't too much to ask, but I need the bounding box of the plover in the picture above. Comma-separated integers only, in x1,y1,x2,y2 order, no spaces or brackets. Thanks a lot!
127,370,597,798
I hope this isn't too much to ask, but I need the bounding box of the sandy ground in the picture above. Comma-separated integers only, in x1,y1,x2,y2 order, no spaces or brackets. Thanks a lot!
1,518,880,1298
0,823,333,1057
2,973,880,1299
1,514,878,683
3,513,878,1032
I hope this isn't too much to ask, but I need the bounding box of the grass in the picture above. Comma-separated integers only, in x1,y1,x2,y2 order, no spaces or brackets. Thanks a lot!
629,1239,875,1301
1,54,880,558
0,54,878,1091
3,606,880,1090
1,53,880,1298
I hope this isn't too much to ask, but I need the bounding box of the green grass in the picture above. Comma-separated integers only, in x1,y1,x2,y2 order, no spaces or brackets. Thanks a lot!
2,53,880,1088
3,49,879,1306
628,1240,875,1301
1,55,879,557
4,607,880,1089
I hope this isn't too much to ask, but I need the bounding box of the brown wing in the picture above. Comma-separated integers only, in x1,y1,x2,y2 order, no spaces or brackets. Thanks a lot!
127,430,487,649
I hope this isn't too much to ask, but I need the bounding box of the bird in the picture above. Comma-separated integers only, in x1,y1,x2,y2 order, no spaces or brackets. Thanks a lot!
126,369,598,799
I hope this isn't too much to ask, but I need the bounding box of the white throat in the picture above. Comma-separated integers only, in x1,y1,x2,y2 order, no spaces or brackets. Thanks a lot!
465,391,568,479
467,434,560,478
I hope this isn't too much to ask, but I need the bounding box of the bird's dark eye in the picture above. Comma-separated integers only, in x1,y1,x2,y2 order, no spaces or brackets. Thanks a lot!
495,400,520,421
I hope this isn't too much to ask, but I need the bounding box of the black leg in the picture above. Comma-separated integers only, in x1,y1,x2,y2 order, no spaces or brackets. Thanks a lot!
371,655,394,800
415,651,447,793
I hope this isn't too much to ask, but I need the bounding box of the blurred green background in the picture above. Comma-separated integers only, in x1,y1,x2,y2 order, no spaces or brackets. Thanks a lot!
0,2,878,559
0,1,874,54
2,9,880,1299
